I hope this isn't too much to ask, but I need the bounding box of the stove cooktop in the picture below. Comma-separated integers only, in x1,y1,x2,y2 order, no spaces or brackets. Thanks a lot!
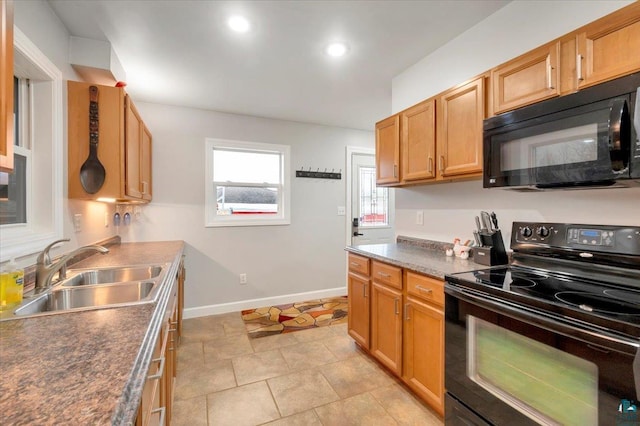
446,265,640,337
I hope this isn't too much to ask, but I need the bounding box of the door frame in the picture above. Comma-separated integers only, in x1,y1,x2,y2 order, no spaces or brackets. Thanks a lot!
345,146,375,247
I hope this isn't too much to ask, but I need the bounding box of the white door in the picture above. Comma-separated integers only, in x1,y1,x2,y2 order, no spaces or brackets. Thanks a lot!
350,152,395,245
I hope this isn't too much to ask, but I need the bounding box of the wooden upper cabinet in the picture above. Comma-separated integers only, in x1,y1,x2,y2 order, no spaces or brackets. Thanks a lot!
68,81,152,202
492,42,560,114
141,125,153,201
0,0,13,173
559,34,578,95
375,114,400,185
576,2,640,90
401,99,436,182
125,95,142,199
125,96,152,201
436,76,485,179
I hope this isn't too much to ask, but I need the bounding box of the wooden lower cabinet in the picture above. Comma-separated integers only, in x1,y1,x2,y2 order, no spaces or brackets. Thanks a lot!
346,252,445,416
136,260,185,426
347,272,370,349
403,296,444,416
370,282,403,375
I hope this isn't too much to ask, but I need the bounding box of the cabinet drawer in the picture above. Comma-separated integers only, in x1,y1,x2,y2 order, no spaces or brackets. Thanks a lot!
406,272,444,307
348,253,370,276
371,261,402,290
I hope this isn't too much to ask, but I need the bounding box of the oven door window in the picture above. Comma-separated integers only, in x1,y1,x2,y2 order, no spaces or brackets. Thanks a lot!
468,316,598,426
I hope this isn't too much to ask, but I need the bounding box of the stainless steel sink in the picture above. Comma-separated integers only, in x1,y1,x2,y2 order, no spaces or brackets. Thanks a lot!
1,262,170,321
62,265,163,286
14,281,158,316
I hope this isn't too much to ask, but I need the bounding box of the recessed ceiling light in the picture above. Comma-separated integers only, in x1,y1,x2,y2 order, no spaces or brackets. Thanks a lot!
228,15,250,33
325,42,349,57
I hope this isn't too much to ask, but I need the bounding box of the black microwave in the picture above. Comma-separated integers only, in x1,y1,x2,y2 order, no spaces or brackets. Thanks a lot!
483,73,640,189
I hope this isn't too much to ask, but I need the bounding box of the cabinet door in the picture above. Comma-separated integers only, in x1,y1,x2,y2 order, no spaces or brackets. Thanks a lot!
375,114,400,185
125,95,143,199
68,81,125,200
347,272,370,349
492,42,560,114
577,3,640,89
371,282,402,375
436,77,484,179
403,296,444,416
141,125,152,201
0,0,13,172
401,99,436,182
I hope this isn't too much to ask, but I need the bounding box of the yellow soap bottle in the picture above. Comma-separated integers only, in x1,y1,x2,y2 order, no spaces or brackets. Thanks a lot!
0,259,24,311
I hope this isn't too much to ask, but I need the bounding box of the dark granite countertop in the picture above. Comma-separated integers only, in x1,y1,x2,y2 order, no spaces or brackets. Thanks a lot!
346,236,481,279
0,240,184,425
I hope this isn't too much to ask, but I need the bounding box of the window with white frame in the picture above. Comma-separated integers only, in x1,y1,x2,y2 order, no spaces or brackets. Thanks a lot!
205,138,290,227
0,28,63,262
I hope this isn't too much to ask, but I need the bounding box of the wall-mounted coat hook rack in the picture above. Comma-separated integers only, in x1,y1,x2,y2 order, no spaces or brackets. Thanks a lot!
296,167,342,180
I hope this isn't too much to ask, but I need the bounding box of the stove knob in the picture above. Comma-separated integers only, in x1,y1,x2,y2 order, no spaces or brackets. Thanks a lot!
521,227,533,238
537,226,550,238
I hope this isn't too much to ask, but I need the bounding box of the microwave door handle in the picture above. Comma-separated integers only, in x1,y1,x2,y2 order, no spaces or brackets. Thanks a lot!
609,99,628,151
635,88,640,144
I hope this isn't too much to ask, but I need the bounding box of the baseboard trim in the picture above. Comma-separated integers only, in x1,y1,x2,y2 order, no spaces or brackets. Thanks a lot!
183,287,348,319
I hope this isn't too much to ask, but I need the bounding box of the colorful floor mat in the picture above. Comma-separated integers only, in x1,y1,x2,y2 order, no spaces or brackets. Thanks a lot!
241,296,348,338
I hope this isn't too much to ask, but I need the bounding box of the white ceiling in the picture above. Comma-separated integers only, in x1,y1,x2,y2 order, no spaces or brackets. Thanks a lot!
48,0,510,131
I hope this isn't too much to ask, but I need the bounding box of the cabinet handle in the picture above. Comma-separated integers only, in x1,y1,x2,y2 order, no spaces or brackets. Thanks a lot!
169,338,176,352
428,157,433,173
363,283,367,298
147,356,165,381
576,54,583,81
546,56,554,90
393,164,398,178
377,272,391,278
439,156,445,173
141,181,149,195
350,262,360,267
394,298,399,315
416,285,433,295
404,303,410,321
151,407,166,426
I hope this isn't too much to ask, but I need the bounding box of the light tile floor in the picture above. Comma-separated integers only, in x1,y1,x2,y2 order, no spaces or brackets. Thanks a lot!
172,312,444,426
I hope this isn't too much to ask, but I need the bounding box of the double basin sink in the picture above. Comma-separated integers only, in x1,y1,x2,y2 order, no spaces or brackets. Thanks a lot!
2,264,170,321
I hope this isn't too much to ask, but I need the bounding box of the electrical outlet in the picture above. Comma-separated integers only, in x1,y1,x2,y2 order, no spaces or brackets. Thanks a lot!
74,214,82,232
337,206,346,216
416,210,424,225
239,273,247,284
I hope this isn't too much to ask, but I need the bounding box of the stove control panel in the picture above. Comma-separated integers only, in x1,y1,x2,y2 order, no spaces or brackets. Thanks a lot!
512,222,640,255
567,228,614,247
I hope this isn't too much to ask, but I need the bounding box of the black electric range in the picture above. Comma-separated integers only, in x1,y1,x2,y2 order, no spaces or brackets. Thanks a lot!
444,221,640,426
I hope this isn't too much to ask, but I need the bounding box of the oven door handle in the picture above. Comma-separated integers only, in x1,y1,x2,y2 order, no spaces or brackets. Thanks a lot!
445,284,640,355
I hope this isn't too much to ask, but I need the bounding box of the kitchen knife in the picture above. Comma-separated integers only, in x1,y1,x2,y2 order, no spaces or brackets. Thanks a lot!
473,231,481,246
475,216,482,232
480,211,492,233
490,212,499,230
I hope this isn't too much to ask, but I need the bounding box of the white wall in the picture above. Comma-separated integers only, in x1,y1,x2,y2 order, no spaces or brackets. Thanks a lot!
391,0,639,248
120,102,373,314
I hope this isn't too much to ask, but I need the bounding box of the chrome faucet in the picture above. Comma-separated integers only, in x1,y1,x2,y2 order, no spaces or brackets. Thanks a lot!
35,239,109,294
